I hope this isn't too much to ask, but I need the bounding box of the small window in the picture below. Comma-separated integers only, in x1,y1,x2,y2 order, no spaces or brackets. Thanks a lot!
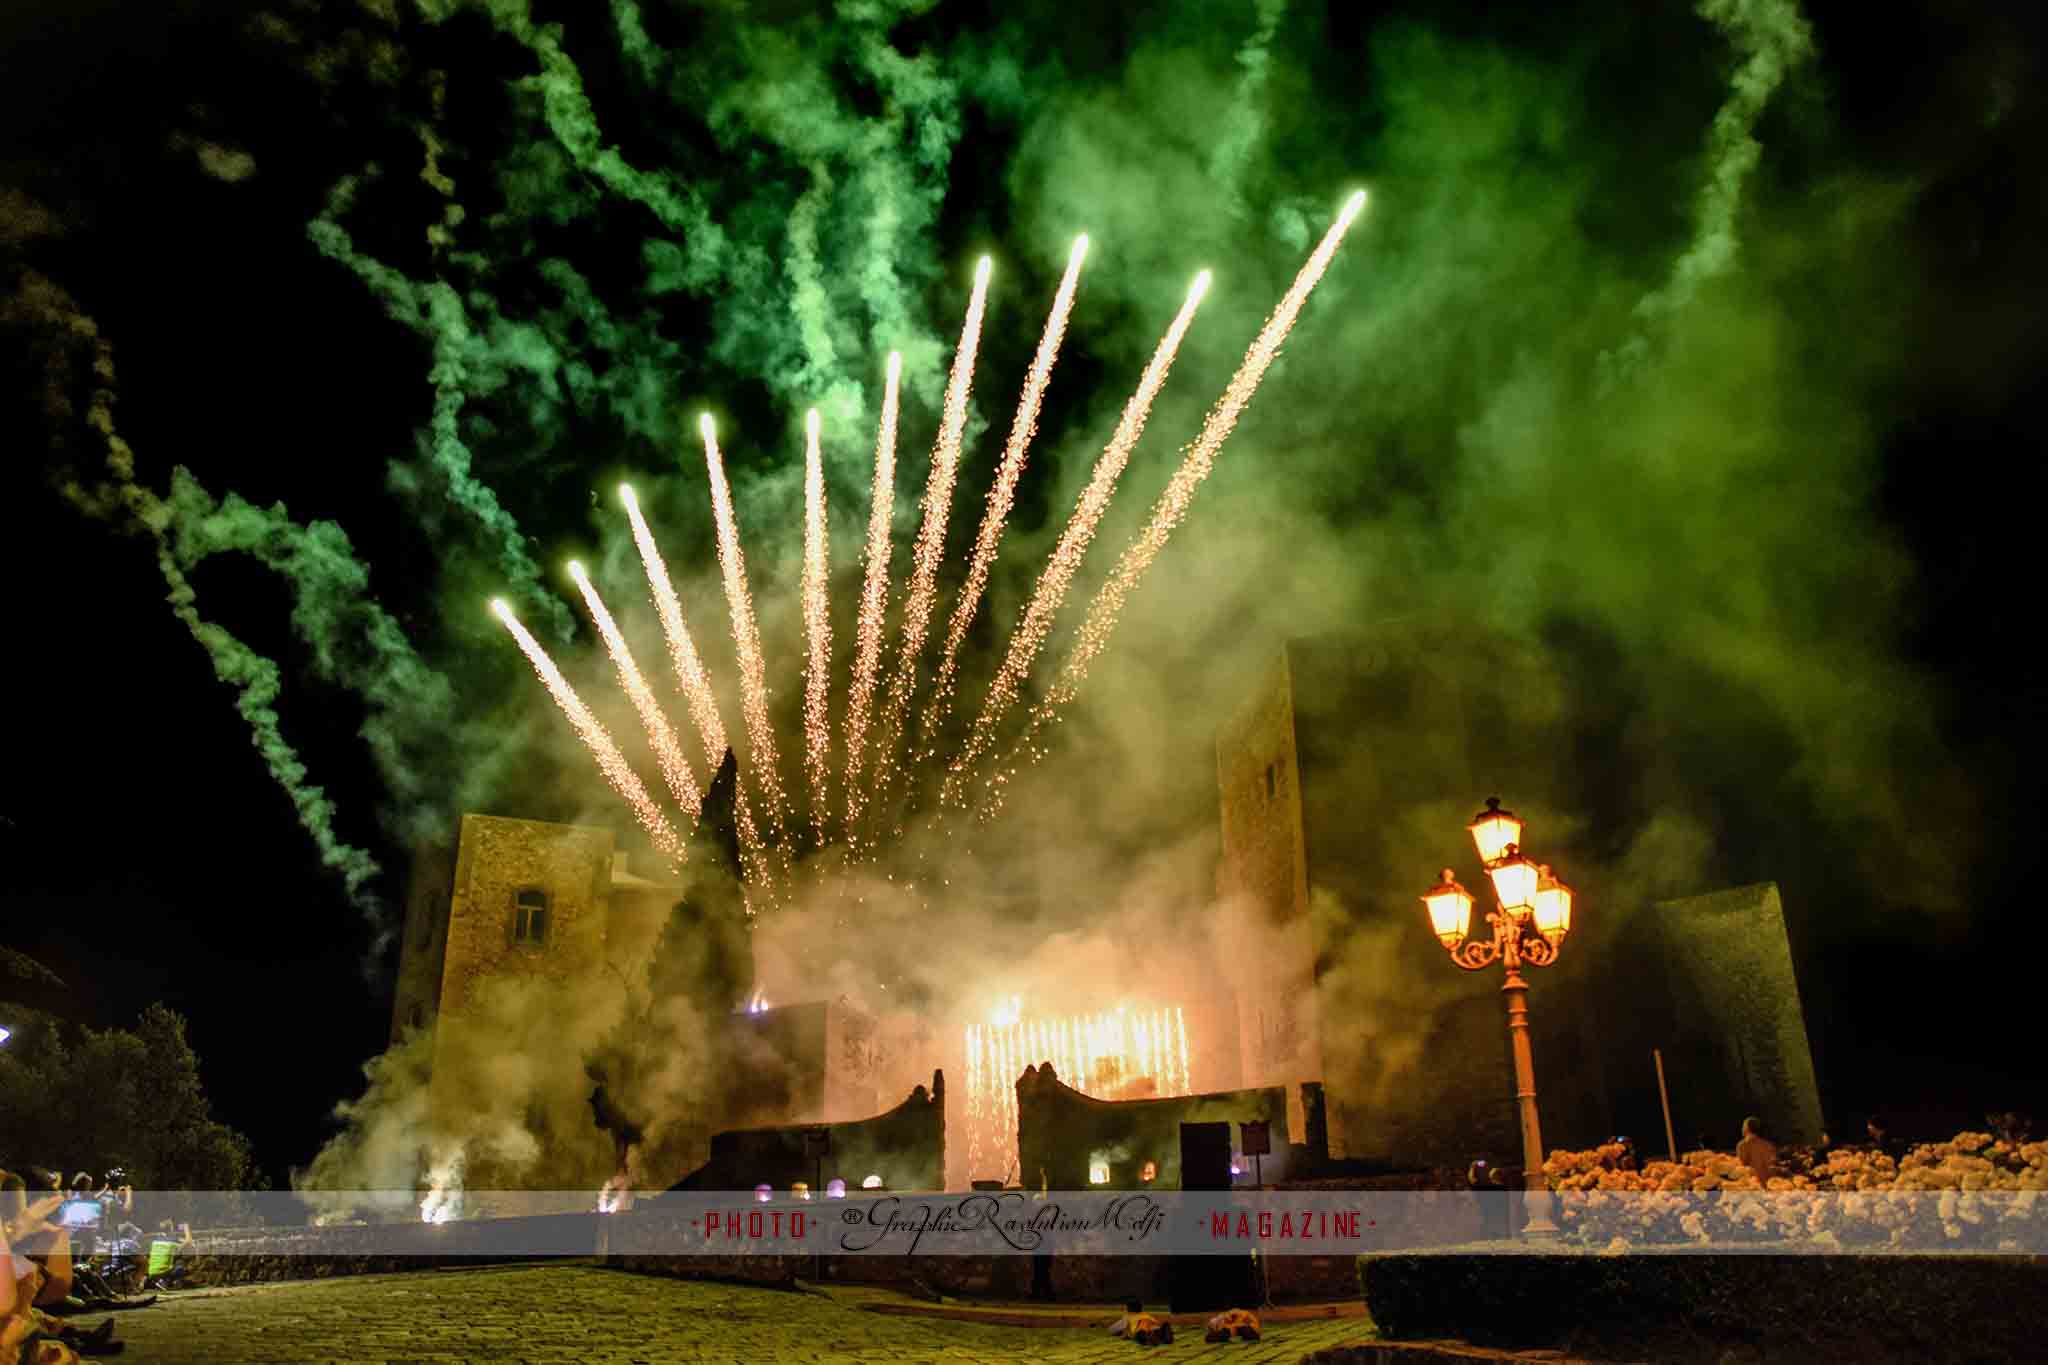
513,888,550,945
1265,761,1279,800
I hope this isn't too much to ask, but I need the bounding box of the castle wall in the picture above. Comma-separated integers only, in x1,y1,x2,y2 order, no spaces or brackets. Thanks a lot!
1624,883,1825,1147
435,814,617,1015
1015,1064,1295,1190
671,1072,946,1193
390,836,455,1046
1214,650,1319,1142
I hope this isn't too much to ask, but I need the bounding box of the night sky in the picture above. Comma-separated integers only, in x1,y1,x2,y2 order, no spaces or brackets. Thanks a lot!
4,0,2045,1187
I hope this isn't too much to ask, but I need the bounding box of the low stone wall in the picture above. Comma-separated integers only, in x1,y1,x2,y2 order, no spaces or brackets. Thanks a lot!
174,1212,601,1287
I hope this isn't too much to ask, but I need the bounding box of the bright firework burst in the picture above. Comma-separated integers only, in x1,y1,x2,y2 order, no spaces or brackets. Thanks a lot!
700,413,792,848
842,351,903,839
963,1003,1192,1184
865,255,993,824
921,235,1090,752
567,560,702,818
492,195,1367,886
977,191,1370,818
490,598,681,857
941,267,1212,808
800,408,832,845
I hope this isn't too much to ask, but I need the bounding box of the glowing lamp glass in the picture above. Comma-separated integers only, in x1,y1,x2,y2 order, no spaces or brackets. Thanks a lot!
753,1185,772,1203
1468,798,1523,865
1488,852,1539,914
1421,869,1474,947
1089,1163,1110,1186
826,1179,847,1199
862,1174,883,1190
1533,868,1574,940
0,1025,11,1047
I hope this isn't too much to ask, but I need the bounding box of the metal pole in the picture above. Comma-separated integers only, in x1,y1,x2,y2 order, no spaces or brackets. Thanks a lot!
1654,1048,1678,1163
1502,966,1557,1238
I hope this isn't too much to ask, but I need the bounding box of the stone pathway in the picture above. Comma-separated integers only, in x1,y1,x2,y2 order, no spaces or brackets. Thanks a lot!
102,1263,1378,1363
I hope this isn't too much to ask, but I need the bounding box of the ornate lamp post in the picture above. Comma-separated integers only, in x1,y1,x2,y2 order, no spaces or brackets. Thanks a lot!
1420,797,1576,1240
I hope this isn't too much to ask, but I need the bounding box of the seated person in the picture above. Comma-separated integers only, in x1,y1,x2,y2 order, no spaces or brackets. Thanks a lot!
1206,1307,1262,1342
1735,1117,1779,1182
1108,1300,1173,1346
2,1186,91,1364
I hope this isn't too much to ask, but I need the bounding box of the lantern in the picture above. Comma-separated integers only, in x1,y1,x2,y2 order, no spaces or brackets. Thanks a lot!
1422,868,1474,947
1467,796,1524,866
1532,866,1574,941
1487,849,1539,914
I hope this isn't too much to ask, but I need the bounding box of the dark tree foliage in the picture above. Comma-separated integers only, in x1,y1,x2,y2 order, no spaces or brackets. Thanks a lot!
0,999,264,1193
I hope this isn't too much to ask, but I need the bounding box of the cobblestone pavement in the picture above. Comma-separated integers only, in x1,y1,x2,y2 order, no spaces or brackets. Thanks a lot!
103,1264,1376,1363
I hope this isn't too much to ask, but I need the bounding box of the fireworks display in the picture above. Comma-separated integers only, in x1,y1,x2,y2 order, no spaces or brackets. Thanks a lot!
922,235,1090,750
567,560,702,818
963,1004,1193,1184
977,191,1370,817
491,599,681,857
801,408,832,844
865,255,993,819
491,195,1366,881
701,414,792,847
842,351,903,838
619,484,729,768
942,267,1212,808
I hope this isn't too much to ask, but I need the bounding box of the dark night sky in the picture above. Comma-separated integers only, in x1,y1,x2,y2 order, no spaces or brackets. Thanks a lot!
3,0,2045,1187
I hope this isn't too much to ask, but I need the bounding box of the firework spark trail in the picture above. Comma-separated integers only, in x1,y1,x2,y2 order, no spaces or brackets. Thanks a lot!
620,485,727,766
867,258,993,817
941,268,1212,808
701,414,792,844
491,599,681,856
800,408,832,845
978,192,1370,817
568,559,703,818
620,484,771,878
921,236,1090,752
842,352,903,836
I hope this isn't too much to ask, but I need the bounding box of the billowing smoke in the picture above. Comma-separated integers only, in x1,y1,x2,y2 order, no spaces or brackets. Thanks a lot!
7,0,2011,1185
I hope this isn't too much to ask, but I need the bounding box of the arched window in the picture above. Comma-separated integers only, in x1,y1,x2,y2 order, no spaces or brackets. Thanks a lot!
513,887,550,945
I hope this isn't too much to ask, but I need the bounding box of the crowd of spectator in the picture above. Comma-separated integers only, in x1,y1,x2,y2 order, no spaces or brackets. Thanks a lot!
2,1165,192,1363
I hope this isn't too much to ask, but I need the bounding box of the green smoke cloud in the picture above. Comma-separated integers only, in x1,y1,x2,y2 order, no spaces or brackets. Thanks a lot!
6,265,392,942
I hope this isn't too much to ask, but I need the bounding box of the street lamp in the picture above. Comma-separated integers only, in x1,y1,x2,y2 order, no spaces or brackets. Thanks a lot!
1420,797,1577,1240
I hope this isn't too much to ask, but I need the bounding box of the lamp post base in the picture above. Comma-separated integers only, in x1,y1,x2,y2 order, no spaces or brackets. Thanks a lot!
1520,1184,1559,1240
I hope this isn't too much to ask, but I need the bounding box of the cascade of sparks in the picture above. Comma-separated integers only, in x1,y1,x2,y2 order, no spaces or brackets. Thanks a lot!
800,408,832,845
493,196,1368,894
978,191,1370,817
701,414,793,846
567,560,702,818
921,236,1090,751
866,257,993,821
491,599,681,857
942,268,1212,808
619,485,728,767
963,1005,1192,1184
842,352,903,838
622,484,769,874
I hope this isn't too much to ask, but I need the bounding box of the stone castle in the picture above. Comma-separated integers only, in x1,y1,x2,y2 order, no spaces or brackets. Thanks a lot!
395,630,1825,1190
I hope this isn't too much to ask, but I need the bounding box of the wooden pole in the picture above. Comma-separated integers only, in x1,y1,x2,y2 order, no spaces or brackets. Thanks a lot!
1654,1048,1678,1162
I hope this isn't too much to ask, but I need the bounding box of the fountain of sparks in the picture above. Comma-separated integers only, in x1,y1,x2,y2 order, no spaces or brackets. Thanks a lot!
921,235,1089,752
841,351,902,841
491,599,681,857
963,1004,1193,1186
976,191,1370,819
487,194,1368,891
800,409,833,843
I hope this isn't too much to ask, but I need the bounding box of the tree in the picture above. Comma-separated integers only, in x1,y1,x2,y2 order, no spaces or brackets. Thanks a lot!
0,1000,263,1197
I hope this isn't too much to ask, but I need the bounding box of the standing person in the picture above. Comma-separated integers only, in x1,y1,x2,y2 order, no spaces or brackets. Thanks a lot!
1735,1117,1778,1182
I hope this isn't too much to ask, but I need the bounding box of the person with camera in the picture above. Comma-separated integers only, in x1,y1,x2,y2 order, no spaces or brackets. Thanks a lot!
1,1170,111,1362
